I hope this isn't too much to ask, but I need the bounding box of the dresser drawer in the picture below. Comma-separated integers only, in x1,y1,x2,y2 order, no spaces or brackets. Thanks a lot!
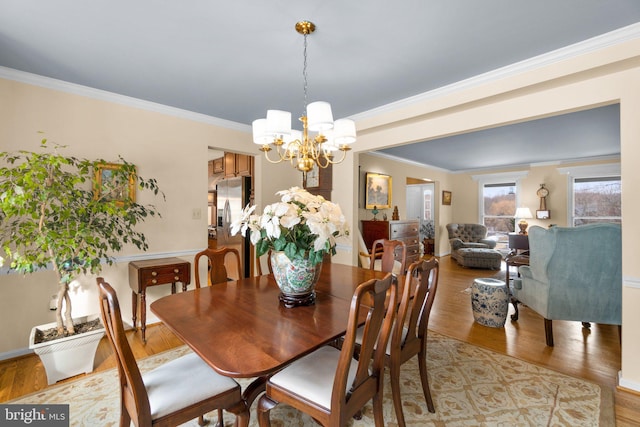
389,220,419,238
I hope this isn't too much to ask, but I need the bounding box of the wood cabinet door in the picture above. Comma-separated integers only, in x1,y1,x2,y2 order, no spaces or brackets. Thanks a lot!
235,154,252,176
213,157,224,174
224,152,236,178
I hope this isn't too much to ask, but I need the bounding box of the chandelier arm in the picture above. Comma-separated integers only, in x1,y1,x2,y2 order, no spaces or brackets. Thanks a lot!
323,149,349,165
261,148,286,164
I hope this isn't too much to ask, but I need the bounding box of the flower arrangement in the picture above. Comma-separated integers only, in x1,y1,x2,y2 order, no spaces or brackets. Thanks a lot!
231,187,349,265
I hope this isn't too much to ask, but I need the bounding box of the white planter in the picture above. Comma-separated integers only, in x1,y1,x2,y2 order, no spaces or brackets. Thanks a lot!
29,314,105,385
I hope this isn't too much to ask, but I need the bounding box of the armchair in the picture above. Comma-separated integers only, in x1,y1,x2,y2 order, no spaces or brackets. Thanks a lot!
446,223,501,269
512,224,622,346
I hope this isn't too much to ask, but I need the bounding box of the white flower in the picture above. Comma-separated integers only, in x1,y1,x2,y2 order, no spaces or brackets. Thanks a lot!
230,187,349,263
230,204,256,236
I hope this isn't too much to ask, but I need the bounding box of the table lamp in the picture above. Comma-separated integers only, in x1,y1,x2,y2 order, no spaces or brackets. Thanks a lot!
514,207,533,234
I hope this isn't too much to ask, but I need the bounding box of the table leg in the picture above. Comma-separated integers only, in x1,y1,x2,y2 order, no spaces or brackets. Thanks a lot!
140,290,147,343
225,377,267,427
131,291,138,330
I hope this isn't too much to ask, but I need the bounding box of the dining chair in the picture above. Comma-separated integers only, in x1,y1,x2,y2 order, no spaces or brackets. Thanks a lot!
96,277,248,427
388,257,439,425
257,273,397,427
354,257,439,426
370,238,407,275
194,246,242,287
255,250,273,276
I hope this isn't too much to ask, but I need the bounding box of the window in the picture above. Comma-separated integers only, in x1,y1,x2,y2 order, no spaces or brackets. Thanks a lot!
482,183,516,244
572,176,621,226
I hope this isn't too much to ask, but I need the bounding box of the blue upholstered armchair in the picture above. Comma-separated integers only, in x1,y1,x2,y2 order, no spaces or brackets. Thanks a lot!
512,224,622,346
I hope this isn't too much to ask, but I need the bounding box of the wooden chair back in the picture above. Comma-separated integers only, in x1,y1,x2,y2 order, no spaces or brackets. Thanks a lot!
388,257,440,424
194,247,242,287
97,277,153,424
370,238,407,274
256,250,273,276
335,274,397,417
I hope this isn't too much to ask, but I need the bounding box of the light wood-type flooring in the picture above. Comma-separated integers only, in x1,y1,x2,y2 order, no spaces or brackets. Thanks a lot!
1,255,638,425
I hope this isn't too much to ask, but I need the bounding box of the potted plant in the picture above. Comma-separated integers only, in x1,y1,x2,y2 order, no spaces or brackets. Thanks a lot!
420,220,435,256
0,137,163,384
231,187,349,307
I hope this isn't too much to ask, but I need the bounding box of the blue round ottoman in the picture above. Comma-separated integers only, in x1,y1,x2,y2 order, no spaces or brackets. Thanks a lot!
471,278,509,327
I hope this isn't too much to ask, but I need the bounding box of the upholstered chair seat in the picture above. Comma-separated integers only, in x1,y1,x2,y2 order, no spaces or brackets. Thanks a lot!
267,347,359,410
144,352,240,419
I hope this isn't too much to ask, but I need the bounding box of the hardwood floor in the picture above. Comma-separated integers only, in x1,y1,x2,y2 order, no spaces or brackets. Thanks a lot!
1,255,638,424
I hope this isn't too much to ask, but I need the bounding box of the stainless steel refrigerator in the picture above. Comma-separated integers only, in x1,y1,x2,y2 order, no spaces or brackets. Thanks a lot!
216,176,251,278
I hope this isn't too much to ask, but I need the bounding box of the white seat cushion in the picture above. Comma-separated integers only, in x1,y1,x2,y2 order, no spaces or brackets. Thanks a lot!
355,324,408,355
268,346,358,410
143,352,239,419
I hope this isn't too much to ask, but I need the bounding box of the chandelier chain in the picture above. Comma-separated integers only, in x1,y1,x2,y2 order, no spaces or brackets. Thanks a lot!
302,32,308,118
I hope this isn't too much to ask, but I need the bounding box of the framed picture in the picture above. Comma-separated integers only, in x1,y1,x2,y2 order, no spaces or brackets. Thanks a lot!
94,163,136,205
365,172,392,209
442,190,452,206
536,210,550,219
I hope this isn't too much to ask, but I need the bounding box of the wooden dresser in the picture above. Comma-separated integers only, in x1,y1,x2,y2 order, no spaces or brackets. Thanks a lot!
361,219,421,267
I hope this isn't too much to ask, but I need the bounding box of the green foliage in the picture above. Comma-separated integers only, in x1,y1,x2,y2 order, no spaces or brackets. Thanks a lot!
0,138,164,291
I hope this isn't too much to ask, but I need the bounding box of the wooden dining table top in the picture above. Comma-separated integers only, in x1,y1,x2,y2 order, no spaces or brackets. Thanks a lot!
150,262,389,379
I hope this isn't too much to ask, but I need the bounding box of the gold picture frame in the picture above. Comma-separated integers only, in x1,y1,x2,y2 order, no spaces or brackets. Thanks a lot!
94,163,136,205
365,172,392,209
442,190,452,206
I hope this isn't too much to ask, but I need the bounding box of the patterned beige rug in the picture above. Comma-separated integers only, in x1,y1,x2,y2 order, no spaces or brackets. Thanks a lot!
10,332,613,426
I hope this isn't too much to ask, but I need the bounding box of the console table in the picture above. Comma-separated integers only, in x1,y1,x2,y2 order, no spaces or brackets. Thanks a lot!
128,257,191,342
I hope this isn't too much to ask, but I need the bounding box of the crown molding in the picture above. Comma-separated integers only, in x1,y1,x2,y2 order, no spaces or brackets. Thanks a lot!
0,66,251,133
351,23,640,122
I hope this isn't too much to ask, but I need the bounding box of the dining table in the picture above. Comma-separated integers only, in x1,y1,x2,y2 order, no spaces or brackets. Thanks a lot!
150,262,390,427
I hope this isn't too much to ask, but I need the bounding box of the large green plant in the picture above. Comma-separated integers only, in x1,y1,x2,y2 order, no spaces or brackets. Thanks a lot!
0,138,163,336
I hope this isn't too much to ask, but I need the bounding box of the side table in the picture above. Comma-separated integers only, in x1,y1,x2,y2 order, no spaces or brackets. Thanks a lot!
128,257,191,342
504,251,529,321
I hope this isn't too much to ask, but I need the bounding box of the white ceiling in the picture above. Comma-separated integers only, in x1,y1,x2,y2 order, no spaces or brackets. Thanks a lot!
1,1,637,171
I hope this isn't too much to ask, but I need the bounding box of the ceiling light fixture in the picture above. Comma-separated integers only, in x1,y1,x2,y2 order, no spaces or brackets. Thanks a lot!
252,20,356,173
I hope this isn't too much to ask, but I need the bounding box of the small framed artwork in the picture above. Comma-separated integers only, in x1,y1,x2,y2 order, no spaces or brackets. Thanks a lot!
94,163,136,205
365,172,392,209
536,210,550,219
442,190,452,206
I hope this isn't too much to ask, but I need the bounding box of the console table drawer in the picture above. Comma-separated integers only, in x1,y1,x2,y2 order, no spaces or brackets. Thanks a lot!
139,265,189,286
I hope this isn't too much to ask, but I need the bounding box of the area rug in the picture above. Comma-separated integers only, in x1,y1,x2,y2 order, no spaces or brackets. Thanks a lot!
9,332,613,426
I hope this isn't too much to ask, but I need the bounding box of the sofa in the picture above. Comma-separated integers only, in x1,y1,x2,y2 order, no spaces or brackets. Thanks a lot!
512,224,622,346
446,223,501,269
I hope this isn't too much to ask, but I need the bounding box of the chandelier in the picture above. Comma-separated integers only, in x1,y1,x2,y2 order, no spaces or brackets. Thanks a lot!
252,20,356,173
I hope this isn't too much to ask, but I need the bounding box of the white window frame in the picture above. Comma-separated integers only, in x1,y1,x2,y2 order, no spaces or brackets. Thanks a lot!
557,163,621,226
472,171,529,226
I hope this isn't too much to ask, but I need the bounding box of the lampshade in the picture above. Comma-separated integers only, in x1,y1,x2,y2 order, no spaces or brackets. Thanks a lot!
252,119,270,145
332,119,357,145
266,110,291,136
306,101,334,132
514,207,533,219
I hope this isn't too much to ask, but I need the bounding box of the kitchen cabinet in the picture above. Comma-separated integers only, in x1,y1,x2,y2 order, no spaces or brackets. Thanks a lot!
224,152,252,178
